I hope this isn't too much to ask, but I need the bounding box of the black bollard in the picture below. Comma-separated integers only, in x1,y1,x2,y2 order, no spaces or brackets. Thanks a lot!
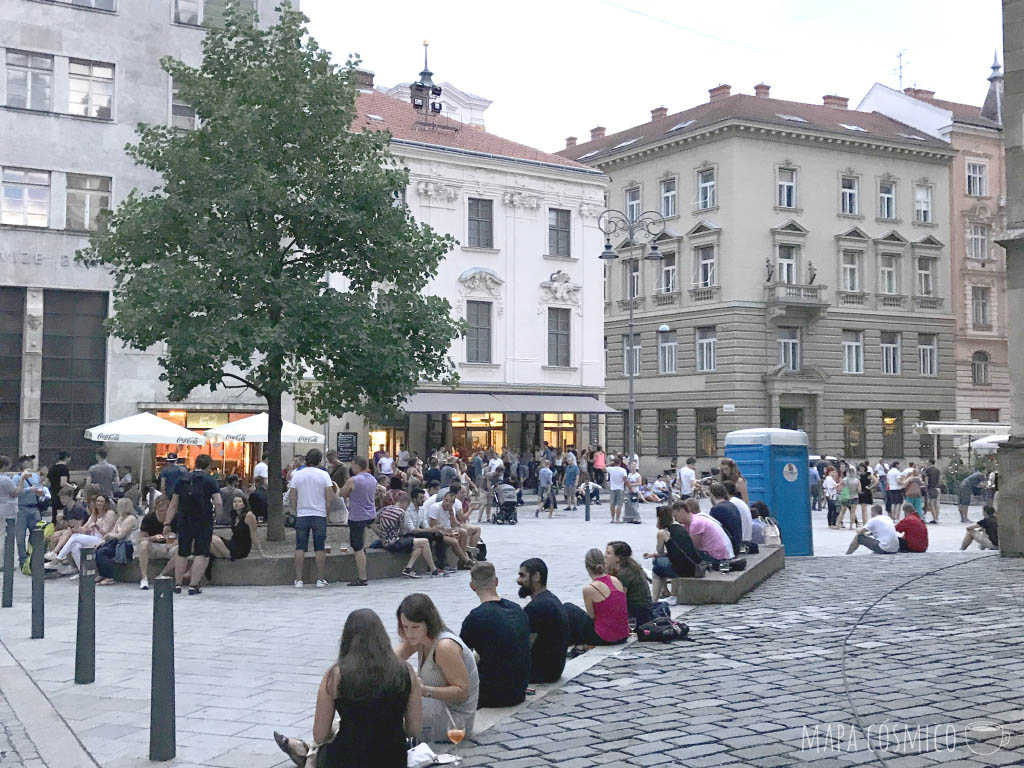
75,547,96,684
585,483,591,522
30,527,44,639
2,517,14,608
149,576,175,761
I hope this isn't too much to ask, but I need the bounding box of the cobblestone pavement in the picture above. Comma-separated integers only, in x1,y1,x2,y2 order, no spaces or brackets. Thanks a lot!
0,688,41,768
458,553,1024,768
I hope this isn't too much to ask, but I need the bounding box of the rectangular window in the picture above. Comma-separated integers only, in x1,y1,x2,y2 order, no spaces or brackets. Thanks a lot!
879,181,896,219
919,409,941,458
697,168,715,209
843,410,866,458
881,410,904,457
696,326,717,372
696,408,718,458
777,328,800,371
777,244,798,284
914,184,932,223
879,253,899,294
918,333,937,376
622,333,641,377
465,300,491,364
68,59,114,119
842,330,863,374
777,168,797,208
547,208,571,256
973,352,990,385
174,0,200,24
5,50,53,111
660,178,677,217
881,331,901,375
171,79,198,130
1,167,49,227
916,257,936,296
467,198,493,248
967,223,989,260
971,408,1000,423
175,0,253,25
658,330,677,374
623,260,640,299
658,409,678,456
603,336,608,376
660,253,676,293
65,174,111,232
972,286,991,328
625,187,640,222
841,176,859,215
547,308,570,367
966,162,988,196
841,251,861,291
695,245,716,287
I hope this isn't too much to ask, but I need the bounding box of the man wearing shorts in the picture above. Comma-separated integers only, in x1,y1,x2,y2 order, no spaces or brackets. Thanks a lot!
289,448,335,589
339,456,377,586
606,458,629,523
923,459,942,523
165,453,222,595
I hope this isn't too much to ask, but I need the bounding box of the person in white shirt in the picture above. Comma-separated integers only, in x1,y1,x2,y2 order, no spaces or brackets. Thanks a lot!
885,462,904,517
605,458,630,524
723,480,752,543
846,504,899,555
823,467,840,528
287,449,336,588
676,457,697,499
623,468,643,523
377,453,394,477
253,454,269,484
426,490,472,569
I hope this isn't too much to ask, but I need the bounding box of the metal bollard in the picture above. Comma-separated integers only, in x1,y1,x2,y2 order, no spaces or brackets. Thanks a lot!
75,547,96,684
2,518,14,608
149,576,175,761
30,527,44,639
585,484,591,522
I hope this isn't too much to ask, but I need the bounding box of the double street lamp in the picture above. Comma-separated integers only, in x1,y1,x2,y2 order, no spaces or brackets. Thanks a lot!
598,208,667,463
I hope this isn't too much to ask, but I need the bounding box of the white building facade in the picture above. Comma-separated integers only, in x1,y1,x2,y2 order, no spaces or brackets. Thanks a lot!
0,0,291,474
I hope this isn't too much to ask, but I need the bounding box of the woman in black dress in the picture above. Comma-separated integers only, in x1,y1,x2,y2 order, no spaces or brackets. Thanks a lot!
275,609,422,767
210,496,262,560
857,463,876,525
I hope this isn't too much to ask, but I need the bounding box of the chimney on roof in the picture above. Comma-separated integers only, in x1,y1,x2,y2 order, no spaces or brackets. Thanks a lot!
590,126,606,141
650,106,668,121
904,87,936,99
565,136,577,148
822,94,849,109
708,84,732,102
754,83,771,98
352,68,375,91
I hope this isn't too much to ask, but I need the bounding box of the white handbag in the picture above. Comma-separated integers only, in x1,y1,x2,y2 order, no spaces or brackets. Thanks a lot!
763,516,782,547
327,496,348,525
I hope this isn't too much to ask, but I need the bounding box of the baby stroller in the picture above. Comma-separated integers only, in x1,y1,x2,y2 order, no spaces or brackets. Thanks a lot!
491,486,519,524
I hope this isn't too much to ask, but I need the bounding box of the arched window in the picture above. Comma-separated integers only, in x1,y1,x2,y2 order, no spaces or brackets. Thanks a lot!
972,351,990,386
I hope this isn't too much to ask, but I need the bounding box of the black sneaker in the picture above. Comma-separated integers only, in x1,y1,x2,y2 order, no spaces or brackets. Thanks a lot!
173,585,182,594
347,579,368,587
188,586,201,595
402,568,421,579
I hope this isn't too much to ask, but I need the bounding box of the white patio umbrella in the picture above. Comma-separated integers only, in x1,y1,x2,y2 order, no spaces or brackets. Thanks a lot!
970,434,1009,456
84,412,208,494
202,412,324,444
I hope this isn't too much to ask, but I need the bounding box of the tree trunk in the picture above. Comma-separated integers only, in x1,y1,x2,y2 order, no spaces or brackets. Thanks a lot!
266,389,285,541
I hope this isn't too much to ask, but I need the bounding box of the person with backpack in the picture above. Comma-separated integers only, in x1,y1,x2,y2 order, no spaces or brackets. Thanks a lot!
164,453,223,595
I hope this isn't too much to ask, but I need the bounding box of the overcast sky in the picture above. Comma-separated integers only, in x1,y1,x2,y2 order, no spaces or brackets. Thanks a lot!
302,0,1003,153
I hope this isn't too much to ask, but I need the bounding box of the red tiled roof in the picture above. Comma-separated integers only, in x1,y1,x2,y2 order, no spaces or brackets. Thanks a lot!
905,94,1001,130
354,90,594,172
556,93,950,164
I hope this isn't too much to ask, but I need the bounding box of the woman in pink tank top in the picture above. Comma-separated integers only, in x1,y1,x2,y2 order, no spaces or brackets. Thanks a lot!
563,548,630,649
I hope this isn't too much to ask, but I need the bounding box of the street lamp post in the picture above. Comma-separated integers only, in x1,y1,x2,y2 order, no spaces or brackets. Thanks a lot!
598,209,667,463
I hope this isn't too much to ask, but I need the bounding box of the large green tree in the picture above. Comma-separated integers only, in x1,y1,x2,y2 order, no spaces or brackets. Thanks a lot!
78,4,461,540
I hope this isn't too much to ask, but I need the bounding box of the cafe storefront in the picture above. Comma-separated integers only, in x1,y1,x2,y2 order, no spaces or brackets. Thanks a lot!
154,409,262,476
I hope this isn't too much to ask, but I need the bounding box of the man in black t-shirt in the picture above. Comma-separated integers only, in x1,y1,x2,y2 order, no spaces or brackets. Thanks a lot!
516,558,569,684
47,451,71,522
460,562,531,707
709,483,743,555
924,459,942,523
961,505,999,551
165,453,223,595
248,477,269,522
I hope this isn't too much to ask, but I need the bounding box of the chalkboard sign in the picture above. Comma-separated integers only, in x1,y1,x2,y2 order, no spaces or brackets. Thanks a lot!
336,432,358,462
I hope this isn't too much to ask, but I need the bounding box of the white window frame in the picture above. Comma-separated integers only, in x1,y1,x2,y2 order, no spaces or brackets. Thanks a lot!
696,327,717,372
694,245,716,287
841,250,861,292
0,167,50,228
622,333,641,377
658,331,677,374
967,223,989,260
777,168,797,209
777,244,799,284
174,0,253,25
913,184,932,224
972,351,990,385
972,286,991,328
966,162,988,197
777,328,800,371
879,180,896,219
660,252,676,293
697,168,716,210
916,257,936,297
880,332,902,375
840,175,859,215
842,331,864,374
5,50,54,112
65,173,112,232
879,253,900,295
660,177,677,217
171,78,199,130
918,334,937,377
625,187,640,222
624,259,640,299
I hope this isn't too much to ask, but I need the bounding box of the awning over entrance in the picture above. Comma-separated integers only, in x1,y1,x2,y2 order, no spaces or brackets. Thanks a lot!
914,421,1011,437
402,392,616,414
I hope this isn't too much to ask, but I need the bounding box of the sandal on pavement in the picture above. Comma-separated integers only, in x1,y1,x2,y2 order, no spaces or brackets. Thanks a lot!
273,731,308,767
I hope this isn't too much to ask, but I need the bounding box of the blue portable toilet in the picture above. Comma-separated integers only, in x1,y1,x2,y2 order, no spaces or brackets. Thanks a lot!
724,428,812,556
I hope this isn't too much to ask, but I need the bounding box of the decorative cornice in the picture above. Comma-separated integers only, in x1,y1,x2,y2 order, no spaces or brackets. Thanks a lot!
502,191,540,210
415,180,459,202
537,270,582,315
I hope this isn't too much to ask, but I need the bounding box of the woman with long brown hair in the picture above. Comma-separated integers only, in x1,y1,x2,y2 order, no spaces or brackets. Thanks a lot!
604,540,652,623
275,608,422,767
719,458,748,503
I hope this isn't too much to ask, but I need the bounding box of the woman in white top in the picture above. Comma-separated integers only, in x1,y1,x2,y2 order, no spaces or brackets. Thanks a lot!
56,491,117,572
823,467,840,528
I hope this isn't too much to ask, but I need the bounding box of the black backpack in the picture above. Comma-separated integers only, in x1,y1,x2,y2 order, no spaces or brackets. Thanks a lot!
637,616,690,642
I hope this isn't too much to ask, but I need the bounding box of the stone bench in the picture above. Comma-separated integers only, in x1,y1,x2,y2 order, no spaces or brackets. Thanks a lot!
671,544,785,605
112,547,426,586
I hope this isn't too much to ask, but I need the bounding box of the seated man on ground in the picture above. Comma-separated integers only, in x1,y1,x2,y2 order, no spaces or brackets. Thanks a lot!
678,497,733,565
427,490,473,570
651,475,671,502
577,480,602,506
404,488,448,572
563,548,630,654
516,558,570,684
373,490,439,578
137,496,177,589
459,562,531,708
962,505,999,551
846,504,899,555
645,503,706,599
894,502,929,552
707,482,743,556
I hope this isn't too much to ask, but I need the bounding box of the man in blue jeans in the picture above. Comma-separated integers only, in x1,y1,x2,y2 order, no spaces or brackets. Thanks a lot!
289,448,335,588
14,455,44,567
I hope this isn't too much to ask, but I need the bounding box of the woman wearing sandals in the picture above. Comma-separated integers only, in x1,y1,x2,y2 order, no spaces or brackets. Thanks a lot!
53,491,117,575
94,498,139,585
274,608,422,767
